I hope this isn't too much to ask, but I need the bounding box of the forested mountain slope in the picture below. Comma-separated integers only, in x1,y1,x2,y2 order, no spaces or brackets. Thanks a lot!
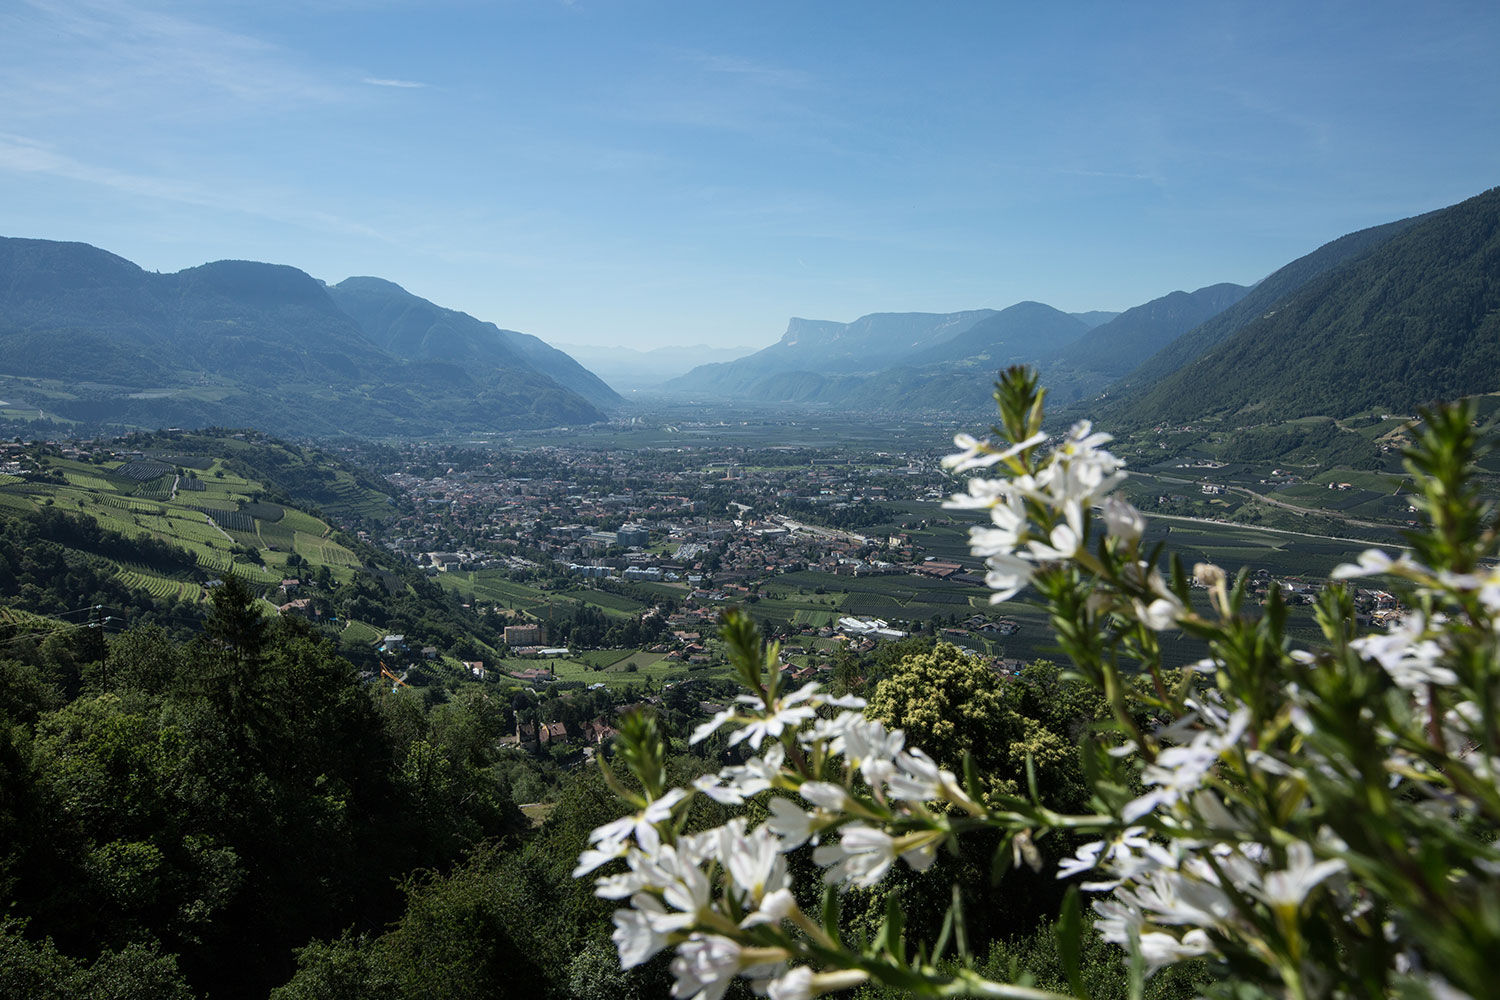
1050,282,1249,378
328,277,621,405
1101,209,1437,409
0,239,608,436
1114,186,1500,425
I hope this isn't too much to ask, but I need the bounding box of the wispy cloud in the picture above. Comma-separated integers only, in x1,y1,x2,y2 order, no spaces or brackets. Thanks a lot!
681,51,811,89
3,0,347,115
1058,168,1158,182
0,133,390,242
362,76,427,89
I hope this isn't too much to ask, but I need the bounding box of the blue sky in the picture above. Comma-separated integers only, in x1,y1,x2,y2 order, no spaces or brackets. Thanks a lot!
2,0,1496,350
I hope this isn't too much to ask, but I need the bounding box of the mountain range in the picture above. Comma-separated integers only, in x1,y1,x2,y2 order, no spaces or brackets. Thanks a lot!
1105,187,1498,426
0,239,618,437
666,186,1500,425
3,183,1495,439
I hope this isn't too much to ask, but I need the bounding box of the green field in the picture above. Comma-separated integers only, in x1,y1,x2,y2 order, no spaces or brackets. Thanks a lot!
501,648,725,690
437,571,648,621
339,620,382,646
0,450,377,609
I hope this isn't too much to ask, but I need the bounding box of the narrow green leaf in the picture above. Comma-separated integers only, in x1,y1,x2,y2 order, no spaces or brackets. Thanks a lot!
1054,886,1088,999
990,834,1014,884
821,883,842,948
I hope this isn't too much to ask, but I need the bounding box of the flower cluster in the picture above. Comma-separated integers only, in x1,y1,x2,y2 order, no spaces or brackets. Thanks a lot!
578,369,1500,1000
576,680,996,1000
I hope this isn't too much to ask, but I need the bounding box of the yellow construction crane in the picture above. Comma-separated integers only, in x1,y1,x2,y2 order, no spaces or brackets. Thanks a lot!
379,659,409,692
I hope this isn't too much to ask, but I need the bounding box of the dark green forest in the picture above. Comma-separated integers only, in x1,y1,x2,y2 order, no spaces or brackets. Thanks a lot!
0,571,1200,999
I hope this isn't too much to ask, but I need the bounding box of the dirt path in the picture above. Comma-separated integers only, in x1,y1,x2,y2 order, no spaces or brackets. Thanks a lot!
1145,509,1411,551
1225,486,1398,532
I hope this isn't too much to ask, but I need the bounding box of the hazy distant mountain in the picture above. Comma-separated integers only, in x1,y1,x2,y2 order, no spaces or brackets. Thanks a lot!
1050,283,1249,379
666,310,999,396
0,238,608,435
907,302,1090,366
665,303,1102,413
1070,310,1121,328
327,277,620,404
1029,282,1251,405
1111,187,1500,425
554,342,761,391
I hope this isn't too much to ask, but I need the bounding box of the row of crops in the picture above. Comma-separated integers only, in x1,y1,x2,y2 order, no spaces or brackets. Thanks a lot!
198,507,256,533
114,460,175,481
133,478,175,500
293,532,361,567
116,569,203,603
240,501,284,521
93,494,166,515
144,453,213,470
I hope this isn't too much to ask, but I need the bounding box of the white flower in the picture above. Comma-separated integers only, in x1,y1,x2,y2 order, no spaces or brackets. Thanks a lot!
658,844,714,918
1330,548,1396,580
839,717,905,787
1026,521,1082,562
813,825,898,887
942,431,1047,473
691,774,745,806
670,934,743,1000
766,796,818,849
1350,615,1456,688
767,966,815,1000
1092,897,1143,945
1039,420,1128,505
984,551,1034,602
1057,839,1105,879
969,521,1026,558
715,743,786,801
1135,594,1185,632
588,788,688,855
1256,841,1345,909
720,820,788,904
1101,496,1145,542
613,893,675,968
944,475,1018,511
731,685,820,749
573,834,630,878
798,781,852,812
1138,929,1214,975
741,886,799,928
690,707,740,745
1125,708,1249,821
1124,867,1233,928
887,748,979,811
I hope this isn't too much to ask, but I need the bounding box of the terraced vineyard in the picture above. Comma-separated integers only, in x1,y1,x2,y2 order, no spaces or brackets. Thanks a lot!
116,568,203,603
339,620,382,646
258,520,297,550
1,445,384,613
0,606,66,629
133,477,175,500
201,507,255,533
114,459,175,481
319,478,395,522
293,531,360,567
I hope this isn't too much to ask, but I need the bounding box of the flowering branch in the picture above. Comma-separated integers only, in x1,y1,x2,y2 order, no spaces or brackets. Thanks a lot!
575,367,1500,1000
